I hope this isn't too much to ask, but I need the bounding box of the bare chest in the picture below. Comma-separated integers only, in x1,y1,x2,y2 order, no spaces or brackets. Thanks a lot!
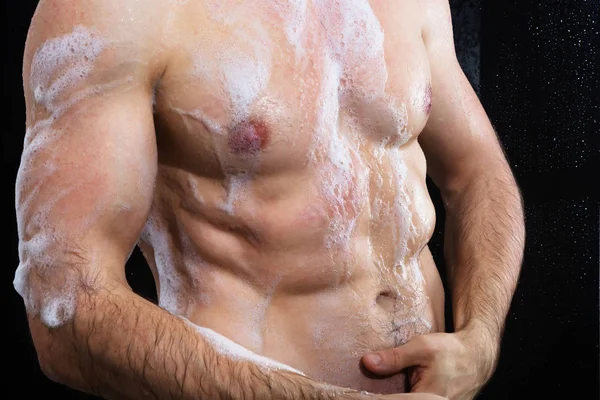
153,0,431,176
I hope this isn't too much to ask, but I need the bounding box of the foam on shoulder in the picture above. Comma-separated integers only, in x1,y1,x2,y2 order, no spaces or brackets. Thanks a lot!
30,25,106,111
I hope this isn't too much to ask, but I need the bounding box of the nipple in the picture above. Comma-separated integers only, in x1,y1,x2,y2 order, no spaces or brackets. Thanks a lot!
423,84,432,115
228,119,270,155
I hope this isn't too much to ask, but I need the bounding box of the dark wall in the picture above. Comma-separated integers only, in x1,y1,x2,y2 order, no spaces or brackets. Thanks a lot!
4,1,598,399
451,0,481,95
477,1,598,398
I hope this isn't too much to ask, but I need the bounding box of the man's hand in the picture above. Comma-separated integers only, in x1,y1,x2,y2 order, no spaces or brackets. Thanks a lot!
361,328,498,400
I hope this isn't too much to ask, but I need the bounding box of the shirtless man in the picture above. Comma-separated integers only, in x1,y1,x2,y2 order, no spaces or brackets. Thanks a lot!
14,0,525,399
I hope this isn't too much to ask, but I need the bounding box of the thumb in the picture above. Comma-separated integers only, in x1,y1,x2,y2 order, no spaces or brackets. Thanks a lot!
362,338,425,376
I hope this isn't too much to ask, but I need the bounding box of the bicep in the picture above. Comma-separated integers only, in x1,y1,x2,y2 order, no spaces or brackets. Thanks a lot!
418,0,507,194
17,91,157,277
16,1,160,326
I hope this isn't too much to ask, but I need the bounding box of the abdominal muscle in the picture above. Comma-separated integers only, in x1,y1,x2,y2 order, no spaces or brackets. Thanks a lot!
137,148,444,394
186,249,442,394
139,4,443,391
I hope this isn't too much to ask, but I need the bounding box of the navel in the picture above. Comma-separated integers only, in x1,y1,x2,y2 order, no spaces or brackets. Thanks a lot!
228,119,271,155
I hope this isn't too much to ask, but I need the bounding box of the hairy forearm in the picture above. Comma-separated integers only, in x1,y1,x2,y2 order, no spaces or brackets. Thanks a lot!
30,281,359,400
32,282,246,399
442,163,525,346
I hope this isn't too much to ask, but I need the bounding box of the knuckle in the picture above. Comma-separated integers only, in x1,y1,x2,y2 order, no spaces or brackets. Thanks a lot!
392,347,404,366
420,335,440,357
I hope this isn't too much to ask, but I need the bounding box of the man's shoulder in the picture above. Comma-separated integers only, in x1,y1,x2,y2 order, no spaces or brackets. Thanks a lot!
25,0,173,83
28,0,170,46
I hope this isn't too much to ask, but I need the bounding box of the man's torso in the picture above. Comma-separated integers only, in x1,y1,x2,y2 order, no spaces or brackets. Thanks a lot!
139,0,444,393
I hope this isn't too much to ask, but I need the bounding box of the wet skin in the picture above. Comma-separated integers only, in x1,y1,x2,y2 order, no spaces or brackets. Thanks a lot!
14,0,455,395
138,0,445,393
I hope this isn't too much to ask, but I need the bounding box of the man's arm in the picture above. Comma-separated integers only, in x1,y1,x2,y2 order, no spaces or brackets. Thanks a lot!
344,1,524,396
418,0,525,377
16,2,415,399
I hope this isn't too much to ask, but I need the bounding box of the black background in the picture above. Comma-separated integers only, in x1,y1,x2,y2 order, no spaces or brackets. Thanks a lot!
3,0,598,398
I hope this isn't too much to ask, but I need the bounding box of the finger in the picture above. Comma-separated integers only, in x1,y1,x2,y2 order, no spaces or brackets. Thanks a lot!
362,338,428,376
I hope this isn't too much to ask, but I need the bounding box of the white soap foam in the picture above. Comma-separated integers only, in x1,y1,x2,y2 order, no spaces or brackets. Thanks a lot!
193,16,272,123
384,96,411,146
40,292,77,328
13,264,33,308
391,312,433,346
15,136,59,217
192,25,272,217
14,148,110,327
221,52,270,121
363,133,434,338
383,149,432,334
190,109,224,135
204,0,239,25
167,102,225,137
15,26,140,328
14,230,93,328
234,276,282,352
30,25,106,112
140,211,191,316
178,224,215,306
314,0,387,99
311,57,352,251
221,172,252,215
306,2,390,257
323,141,365,252
271,0,308,58
185,319,305,375
167,104,255,217
387,151,415,267
300,0,433,340
27,24,133,129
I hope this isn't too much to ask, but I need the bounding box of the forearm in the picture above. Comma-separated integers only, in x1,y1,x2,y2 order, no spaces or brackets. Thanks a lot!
442,164,525,345
29,281,354,400
31,281,241,399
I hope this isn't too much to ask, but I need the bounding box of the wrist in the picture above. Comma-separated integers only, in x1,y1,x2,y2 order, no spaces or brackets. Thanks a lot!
456,319,501,383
